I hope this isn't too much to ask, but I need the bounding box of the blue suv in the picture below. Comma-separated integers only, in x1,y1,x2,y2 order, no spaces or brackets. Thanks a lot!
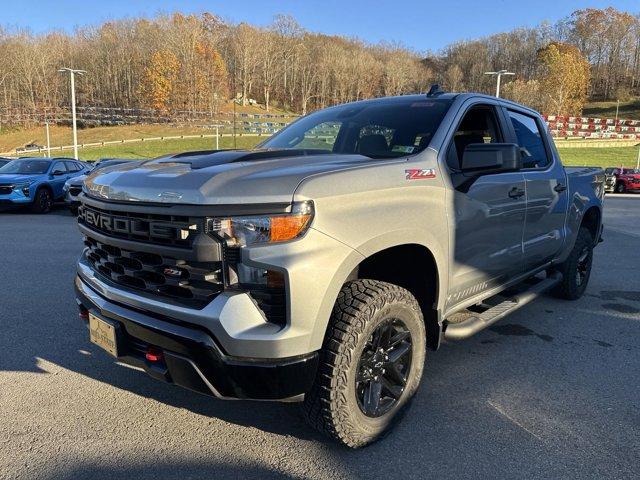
0,157,90,213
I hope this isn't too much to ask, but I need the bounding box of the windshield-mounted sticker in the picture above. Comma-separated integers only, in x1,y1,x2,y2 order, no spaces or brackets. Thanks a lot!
392,145,415,154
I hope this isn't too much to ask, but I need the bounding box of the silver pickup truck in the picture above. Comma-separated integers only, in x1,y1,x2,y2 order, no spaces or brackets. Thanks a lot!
74,92,604,447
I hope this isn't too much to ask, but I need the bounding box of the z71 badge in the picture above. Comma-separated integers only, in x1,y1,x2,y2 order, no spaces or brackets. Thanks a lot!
405,168,436,180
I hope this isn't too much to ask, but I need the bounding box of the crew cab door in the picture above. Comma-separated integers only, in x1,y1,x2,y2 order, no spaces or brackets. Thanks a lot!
504,109,568,270
444,103,526,309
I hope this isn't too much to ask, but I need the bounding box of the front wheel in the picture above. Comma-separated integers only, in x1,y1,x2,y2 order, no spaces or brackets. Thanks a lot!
31,188,52,214
303,280,426,448
615,182,626,193
551,227,594,300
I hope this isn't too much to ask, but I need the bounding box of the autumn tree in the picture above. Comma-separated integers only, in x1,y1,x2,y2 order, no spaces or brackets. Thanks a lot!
502,79,544,111
537,41,590,115
139,49,179,111
194,43,228,114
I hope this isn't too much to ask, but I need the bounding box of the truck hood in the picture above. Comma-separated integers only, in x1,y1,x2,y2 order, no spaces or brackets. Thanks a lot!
67,174,87,187
83,149,380,205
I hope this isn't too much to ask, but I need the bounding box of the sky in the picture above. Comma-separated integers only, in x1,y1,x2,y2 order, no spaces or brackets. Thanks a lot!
1,0,638,52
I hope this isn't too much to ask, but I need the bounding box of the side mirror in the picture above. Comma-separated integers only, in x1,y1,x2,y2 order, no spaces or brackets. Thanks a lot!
461,143,522,174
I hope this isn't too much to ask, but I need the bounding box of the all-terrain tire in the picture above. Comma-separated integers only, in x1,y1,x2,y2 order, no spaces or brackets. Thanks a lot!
303,279,426,448
551,227,594,300
31,188,53,214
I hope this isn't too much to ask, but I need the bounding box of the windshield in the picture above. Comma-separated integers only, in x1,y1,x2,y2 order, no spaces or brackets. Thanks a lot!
0,159,50,175
260,97,453,158
94,160,127,171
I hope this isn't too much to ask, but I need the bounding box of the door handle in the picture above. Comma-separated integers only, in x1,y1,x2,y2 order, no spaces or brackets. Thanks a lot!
554,183,567,193
508,186,525,199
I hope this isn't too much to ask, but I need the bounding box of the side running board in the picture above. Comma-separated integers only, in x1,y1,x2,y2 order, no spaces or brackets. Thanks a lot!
443,272,562,341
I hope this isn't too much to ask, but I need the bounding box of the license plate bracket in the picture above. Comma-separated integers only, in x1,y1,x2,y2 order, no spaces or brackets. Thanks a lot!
89,312,119,357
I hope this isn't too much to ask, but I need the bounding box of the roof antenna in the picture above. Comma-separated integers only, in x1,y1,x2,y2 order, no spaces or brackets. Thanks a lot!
426,84,445,97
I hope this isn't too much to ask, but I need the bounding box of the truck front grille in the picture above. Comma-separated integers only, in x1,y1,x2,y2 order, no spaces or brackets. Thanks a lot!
84,236,223,308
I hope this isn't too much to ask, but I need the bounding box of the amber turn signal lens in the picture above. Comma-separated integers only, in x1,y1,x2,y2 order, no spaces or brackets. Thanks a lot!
270,214,312,242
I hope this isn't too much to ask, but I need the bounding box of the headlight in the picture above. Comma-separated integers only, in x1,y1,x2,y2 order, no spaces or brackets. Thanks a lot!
208,201,314,247
13,180,35,191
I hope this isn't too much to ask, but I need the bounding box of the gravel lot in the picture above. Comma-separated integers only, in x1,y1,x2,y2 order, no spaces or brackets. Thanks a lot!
1,195,639,480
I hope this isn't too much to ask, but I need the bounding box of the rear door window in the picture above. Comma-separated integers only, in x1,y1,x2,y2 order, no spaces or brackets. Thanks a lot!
65,161,82,172
507,110,549,169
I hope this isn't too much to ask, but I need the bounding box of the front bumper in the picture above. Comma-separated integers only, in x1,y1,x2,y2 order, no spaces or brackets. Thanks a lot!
65,191,81,207
75,275,319,400
0,190,32,205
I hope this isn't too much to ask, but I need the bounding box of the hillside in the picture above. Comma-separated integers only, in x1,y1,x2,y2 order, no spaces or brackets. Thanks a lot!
0,101,295,154
583,98,640,120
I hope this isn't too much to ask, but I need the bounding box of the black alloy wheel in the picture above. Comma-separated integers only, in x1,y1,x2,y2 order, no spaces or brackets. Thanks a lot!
575,244,592,288
355,318,413,418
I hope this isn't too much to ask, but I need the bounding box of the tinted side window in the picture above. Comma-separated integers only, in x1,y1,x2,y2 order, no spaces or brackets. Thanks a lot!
51,162,67,174
447,106,502,170
508,110,549,169
65,161,81,172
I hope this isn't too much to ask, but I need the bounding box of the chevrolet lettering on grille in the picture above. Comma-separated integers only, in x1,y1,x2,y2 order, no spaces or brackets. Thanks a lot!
79,208,179,240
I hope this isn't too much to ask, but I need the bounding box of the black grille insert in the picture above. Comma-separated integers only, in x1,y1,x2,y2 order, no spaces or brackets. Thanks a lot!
0,185,13,195
84,236,223,308
249,288,286,326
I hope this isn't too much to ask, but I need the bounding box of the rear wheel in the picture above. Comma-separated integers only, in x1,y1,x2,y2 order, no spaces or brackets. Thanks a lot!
303,280,426,448
31,188,52,214
551,227,594,300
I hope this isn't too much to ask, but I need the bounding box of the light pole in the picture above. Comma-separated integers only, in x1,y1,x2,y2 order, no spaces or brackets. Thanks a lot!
484,70,515,98
58,68,86,159
45,121,51,157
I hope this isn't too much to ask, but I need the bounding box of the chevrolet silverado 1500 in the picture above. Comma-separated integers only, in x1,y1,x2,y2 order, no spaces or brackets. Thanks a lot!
74,92,604,447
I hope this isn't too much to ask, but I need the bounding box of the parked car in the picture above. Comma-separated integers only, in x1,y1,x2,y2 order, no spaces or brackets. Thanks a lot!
74,92,604,447
604,167,640,193
0,157,90,213
15,143,45,153
64,159,133,213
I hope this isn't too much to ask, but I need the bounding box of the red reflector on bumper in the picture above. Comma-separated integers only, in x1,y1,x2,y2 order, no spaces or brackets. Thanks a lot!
79,309,89,320
145,347,164,362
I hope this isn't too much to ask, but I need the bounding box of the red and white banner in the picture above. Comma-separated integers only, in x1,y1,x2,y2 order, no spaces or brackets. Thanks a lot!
543,115,640,139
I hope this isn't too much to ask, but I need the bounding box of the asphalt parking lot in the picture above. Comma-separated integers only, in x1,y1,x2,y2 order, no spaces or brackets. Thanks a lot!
1,195,639,480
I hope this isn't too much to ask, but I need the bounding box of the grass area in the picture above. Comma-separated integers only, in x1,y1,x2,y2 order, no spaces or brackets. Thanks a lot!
583,98,640,120
557,146,639,168
35,136,263,160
